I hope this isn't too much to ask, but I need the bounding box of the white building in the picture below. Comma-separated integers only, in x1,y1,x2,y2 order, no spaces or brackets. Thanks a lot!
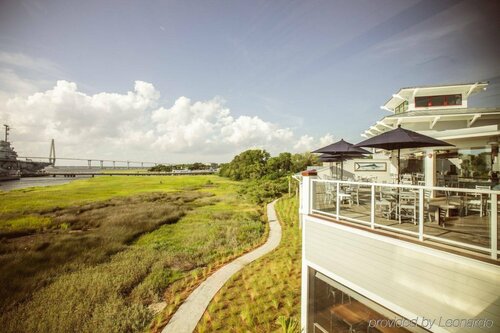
321,82,500,188
299,82,500,333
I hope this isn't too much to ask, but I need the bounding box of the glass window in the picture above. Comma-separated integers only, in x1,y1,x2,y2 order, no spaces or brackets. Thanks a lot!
447,94,462,105
431,96,445,106
395,101,409,114
415,94,462,107
457,147,491,180
415,97,429,107
308,269,426,332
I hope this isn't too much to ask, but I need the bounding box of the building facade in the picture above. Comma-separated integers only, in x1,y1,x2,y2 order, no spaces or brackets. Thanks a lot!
300,83,500,333
319,82,500,187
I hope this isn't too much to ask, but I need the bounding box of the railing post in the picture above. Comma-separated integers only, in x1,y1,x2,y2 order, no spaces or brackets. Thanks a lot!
336,182,340,220
419,188,424,241
299,170,317,229
370,185,375,229
491,193,498,260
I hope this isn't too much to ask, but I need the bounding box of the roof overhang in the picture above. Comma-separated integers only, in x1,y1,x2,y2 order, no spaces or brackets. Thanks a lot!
381,82,488,112
362,109,500,139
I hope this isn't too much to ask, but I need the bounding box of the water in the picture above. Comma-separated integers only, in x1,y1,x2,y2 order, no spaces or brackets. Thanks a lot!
0,176,92,192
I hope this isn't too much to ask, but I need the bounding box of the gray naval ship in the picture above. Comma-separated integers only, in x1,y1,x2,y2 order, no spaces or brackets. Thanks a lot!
0,125,52,181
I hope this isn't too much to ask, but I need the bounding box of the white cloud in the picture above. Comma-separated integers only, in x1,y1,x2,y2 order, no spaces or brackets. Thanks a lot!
293,133,334,153
1,79,330,162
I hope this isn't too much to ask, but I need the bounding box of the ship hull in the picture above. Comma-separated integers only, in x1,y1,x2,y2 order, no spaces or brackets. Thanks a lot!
0,175,21,181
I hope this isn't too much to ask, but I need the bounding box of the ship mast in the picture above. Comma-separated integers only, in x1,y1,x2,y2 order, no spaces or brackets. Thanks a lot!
3,124,9,142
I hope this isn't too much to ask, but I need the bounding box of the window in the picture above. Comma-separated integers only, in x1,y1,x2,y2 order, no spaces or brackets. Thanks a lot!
414,94,462,108
308,270,427,332
395,101,408,114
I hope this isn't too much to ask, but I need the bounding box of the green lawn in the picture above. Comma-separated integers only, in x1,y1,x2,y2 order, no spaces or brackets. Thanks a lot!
0,176,266,333
195,195,301,333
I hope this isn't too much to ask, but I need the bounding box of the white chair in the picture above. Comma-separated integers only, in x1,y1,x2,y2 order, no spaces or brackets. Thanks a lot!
324,182,336,205
345,184,359,205
376,188,394,219
465,185,489,217
398,191,417,224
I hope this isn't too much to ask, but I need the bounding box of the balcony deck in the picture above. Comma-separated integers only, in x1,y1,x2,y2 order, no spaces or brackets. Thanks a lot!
315,204,493,250
309,179,499,261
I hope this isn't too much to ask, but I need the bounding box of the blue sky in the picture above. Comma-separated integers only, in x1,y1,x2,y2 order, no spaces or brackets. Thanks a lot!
0,0,499,163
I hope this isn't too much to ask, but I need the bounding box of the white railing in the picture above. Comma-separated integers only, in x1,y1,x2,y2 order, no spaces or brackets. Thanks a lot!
305,178,499,260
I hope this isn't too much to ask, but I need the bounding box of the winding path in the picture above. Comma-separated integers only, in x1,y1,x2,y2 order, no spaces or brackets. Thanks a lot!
162,200,282,333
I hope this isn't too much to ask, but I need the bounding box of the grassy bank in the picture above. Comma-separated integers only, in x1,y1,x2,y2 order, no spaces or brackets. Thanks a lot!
0,176,266,333
195,195,301,333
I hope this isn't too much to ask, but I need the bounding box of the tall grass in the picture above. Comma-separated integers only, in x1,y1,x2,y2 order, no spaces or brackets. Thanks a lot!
0,176,265,333
195,195,301,333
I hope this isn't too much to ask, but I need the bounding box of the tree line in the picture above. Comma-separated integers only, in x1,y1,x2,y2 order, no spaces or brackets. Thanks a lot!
219,149,319,203
219,149,318,180
149,162,217,172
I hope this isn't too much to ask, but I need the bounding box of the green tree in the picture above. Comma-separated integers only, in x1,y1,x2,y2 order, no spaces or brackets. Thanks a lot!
188,162,207,170
148,164,172,172
291,152,318,173
220,149,270,180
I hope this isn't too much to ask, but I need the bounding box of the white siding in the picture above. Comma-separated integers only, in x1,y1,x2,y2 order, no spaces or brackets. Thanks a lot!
304,216,500,333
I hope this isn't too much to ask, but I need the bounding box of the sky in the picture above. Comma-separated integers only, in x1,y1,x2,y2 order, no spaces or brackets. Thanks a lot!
0,0,499,164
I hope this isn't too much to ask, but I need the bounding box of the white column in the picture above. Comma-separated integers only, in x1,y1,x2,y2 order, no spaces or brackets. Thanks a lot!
299,170,317,332
299,171,318,228
300,214,309,332
424,149,437,197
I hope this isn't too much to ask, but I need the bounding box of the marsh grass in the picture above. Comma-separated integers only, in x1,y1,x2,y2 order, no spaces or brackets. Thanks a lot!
0,176,265,333
195,195,301,333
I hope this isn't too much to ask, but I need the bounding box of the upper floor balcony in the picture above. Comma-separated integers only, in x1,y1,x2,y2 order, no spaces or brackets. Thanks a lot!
301,175,499,262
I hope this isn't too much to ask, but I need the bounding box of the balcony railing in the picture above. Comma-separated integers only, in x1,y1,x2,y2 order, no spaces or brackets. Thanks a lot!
306,178,499,260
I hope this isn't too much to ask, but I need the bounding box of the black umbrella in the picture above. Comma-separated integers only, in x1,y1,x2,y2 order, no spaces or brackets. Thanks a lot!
313,139,371,180
354,125,453,183
319,154,348,179
318,154,348,162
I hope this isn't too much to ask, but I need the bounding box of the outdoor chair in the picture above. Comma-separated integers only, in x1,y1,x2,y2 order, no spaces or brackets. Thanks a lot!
323,182,336,206
398,191,417,224
424,190,438,223
445,189,465,216
375,188,394,219
345,184,360,205
465,185,489,217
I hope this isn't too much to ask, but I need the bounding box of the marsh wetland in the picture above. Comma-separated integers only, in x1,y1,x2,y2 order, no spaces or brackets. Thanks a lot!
0,176,266,333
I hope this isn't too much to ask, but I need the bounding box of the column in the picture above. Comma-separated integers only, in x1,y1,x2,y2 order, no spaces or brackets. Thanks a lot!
299,170,317,229
299,170,317,332
491,141,499,186
424,149,436,197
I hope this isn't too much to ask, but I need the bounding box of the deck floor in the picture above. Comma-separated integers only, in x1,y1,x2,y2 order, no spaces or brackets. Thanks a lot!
313,198,498,252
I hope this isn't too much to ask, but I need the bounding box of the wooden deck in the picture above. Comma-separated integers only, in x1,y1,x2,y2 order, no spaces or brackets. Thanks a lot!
313,198,497,253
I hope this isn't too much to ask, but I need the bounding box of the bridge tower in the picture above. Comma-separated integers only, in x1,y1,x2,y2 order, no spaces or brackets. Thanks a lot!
3,124,9,141
49,139,56,165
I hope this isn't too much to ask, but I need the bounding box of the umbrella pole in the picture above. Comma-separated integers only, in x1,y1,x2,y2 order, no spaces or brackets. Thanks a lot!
397,148,401,184
341,154,344,180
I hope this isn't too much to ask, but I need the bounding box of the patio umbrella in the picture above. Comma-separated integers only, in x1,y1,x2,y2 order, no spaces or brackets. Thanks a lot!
313,139,371,180
318,154,348,179
354,125,453,183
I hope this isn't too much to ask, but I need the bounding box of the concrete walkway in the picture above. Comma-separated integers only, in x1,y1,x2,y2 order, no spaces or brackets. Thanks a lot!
162,200,282,333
